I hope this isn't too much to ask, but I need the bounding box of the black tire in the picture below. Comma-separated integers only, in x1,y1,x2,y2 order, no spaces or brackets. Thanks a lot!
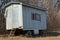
15,29,23,36
25,30,34,37
39,30,44,35
39,30,46,36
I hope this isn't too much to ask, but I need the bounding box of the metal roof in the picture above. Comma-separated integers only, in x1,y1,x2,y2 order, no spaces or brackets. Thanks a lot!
2,2,47,11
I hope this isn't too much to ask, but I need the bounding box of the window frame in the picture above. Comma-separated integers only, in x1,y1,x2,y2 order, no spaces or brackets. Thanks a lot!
32,13,41,21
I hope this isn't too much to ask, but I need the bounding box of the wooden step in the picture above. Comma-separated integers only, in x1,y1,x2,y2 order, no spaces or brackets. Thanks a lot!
9,28,17,37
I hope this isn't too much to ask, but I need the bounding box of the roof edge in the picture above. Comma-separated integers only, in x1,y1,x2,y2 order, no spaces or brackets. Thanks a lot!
2,2,47,11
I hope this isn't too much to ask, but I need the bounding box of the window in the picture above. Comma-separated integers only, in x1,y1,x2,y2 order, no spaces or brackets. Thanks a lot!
32,13,41,21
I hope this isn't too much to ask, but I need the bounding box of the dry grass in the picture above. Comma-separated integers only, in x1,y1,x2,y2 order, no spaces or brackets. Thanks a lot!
0,31,60,40
0,35,60,40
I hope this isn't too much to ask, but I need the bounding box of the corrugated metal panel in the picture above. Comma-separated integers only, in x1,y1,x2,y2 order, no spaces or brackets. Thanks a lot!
22,6,46,30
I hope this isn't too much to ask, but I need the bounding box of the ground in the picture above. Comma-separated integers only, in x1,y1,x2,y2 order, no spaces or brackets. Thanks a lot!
0,36,60,40
0,32,60,40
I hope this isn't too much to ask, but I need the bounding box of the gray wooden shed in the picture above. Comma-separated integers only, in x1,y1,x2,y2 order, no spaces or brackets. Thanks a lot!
4,2,47,34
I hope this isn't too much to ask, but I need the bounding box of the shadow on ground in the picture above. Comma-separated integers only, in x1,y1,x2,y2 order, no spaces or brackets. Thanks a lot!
20,32,60,38
45,32,60,36
0,30,60,37
31,32,60,37
14,31,60,37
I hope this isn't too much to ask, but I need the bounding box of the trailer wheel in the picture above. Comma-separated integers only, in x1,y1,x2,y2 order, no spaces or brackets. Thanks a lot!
39,30,46,36
25,31,34,37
